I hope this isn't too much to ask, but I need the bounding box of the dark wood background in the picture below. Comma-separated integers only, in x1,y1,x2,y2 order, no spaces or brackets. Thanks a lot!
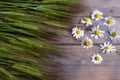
54,0,120,80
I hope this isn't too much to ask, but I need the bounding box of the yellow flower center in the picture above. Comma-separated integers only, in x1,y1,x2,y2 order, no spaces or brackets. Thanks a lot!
95,56,100,61
94,30,100,35
95,14,101,18
105,46,110,50
112,32,117,37
84,40,90,46
76,30,81,35
84,18,90,23
107,19,113,24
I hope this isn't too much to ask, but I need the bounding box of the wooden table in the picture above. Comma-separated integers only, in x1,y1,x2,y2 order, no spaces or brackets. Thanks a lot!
54,0,120,80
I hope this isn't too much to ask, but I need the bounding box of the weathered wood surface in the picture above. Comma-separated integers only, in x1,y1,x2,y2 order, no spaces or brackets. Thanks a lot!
51,15,120,45
55,0,120,80
56,45,120,80
75,0,120,17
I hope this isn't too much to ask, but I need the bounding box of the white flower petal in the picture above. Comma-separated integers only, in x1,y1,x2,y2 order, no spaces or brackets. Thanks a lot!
104,16,116,27
100,42,116,54
72,27,84,39
90,25,104,39
81,37,93,49
91,53,103,64
91,10,103,21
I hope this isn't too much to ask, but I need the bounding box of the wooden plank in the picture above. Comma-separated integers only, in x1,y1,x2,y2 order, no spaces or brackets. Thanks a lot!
53,0,120,80
56,45,120,80
50,18,120,45
75,0,120,17
50,0,120,45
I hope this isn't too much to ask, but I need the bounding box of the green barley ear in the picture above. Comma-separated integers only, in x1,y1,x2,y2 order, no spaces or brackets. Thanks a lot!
0,0,75,79
0,67,15,80
12,64,42,78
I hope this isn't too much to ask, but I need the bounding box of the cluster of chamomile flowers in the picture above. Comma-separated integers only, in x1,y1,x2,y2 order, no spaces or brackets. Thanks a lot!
72,10,120,64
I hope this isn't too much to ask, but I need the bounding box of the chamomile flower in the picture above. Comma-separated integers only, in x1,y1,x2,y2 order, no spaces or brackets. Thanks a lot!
72,26,84,39
91,10,103,21
81,17,92,26
91,53,103,64
100,42,116,54
81,37,93,49
104,16,116,27
109,31,120,40
91,25,105,39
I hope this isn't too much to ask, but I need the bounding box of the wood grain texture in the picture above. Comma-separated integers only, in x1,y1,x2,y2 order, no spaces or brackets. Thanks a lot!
54,0,120,80
56,45,120,80
51,19,120,45
51,2,120,45
75,0,120,17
